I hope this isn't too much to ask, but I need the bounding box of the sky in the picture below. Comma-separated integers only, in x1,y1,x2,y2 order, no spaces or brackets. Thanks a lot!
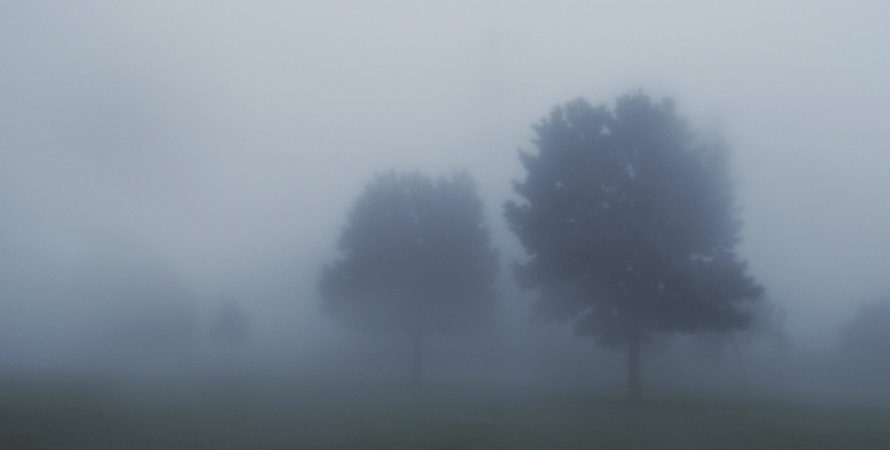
1,0,889,359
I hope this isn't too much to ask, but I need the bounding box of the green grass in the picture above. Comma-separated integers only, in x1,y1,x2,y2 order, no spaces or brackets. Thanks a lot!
1,381,889,449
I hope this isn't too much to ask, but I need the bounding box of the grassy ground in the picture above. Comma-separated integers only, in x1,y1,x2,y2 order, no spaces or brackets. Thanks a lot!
1,380,889,449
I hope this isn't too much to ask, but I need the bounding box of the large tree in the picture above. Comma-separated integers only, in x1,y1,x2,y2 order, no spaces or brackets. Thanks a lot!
505,92,763,400
320,171,498,386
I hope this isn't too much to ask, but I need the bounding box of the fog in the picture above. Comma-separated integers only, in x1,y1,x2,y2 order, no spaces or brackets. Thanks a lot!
2,1,890,402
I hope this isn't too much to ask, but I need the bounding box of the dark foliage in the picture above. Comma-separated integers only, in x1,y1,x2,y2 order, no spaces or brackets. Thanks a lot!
505,92,763,397
319,171,498,384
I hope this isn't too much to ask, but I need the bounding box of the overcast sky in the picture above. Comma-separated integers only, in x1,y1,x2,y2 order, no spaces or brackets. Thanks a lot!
2,0,889,352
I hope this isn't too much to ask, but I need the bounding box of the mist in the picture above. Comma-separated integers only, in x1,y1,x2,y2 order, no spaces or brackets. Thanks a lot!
2,2,890,441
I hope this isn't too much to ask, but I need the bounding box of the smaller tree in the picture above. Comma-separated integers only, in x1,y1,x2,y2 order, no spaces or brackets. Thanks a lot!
319,171,498,386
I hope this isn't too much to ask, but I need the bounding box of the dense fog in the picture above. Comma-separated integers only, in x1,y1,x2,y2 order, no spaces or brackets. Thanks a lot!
1,1,890,402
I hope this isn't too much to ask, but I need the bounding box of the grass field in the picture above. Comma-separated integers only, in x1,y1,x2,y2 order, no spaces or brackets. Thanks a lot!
2,380,889,449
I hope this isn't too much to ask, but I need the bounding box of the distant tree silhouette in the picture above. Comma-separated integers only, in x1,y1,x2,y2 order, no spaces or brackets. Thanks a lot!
505,92,763,401
837,299,890,387
84,260,199,378
320,171,498,386
90,264,198,351
210,299,250,349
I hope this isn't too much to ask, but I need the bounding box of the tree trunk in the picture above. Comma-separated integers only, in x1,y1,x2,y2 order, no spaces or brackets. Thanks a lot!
731,334,750,393
411,331,423,388
627,333,642,402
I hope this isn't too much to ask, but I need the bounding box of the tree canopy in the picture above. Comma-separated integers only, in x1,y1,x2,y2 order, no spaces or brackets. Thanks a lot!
504,92,763,398
319,171,498,384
